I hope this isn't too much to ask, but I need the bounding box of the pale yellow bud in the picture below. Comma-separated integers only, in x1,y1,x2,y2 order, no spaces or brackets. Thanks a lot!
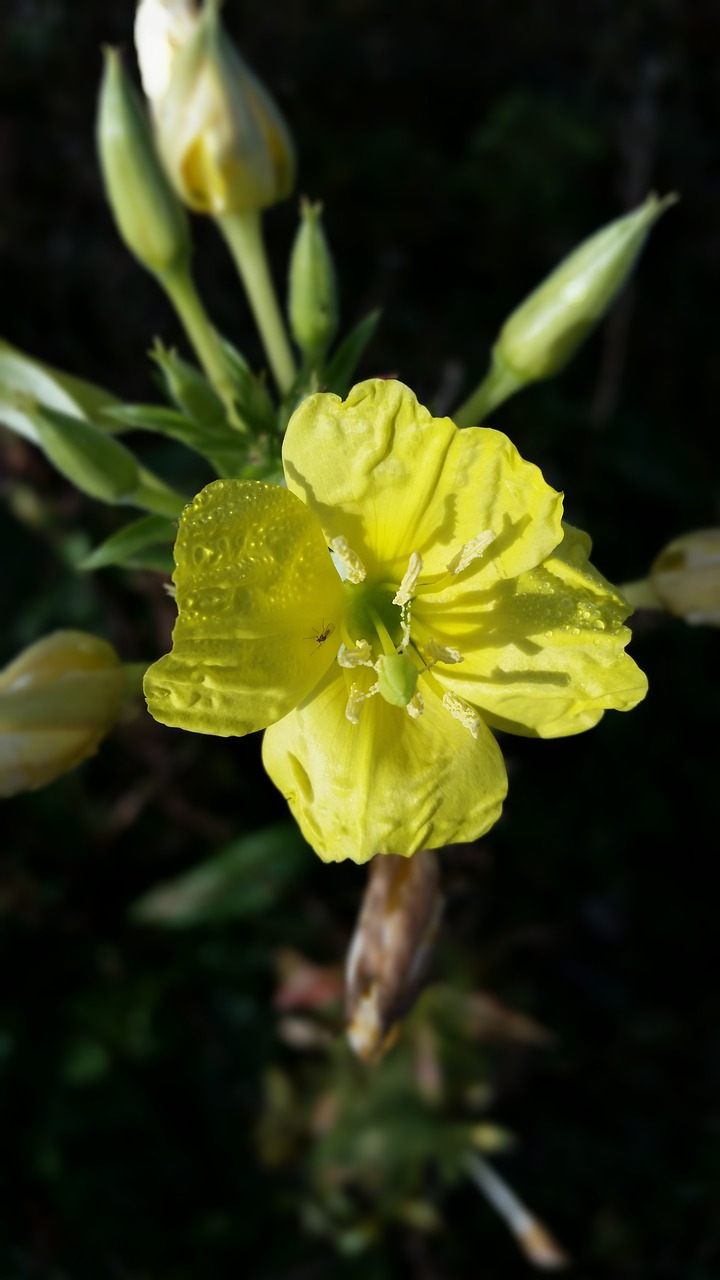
0,633,131,797
650,529,720,626
146,0,295,216
134,0,199,102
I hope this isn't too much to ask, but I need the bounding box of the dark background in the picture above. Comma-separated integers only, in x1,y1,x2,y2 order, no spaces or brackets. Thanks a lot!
1,1,719,1276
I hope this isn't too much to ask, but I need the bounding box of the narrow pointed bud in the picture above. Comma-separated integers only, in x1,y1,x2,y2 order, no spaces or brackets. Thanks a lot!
495,193,677,385
0,633,133,797
288,199,338,364
650,529,720,625
97,46,190,275
146,0,295,216
345,850,444,1063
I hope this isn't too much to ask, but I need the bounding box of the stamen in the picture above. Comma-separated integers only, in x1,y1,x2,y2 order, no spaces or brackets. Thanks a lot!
406,691,424,720
337,640,374,668
345,681,378,724
423,637,463,665
442,691,483,739
330,536,366,583
448,529,495,575
393,551,423,607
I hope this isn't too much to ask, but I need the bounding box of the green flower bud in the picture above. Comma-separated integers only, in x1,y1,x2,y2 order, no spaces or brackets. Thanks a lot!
145,0,295,215
97,46,190,274
288,199,338,363
495,192,677,384
650,529,720,626
31,405,140,504
0,632,131,797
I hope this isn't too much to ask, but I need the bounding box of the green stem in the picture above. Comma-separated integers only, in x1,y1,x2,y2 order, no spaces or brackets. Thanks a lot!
453,352,524,427
618,577,664,610
218,209,296,395
159,262,245,432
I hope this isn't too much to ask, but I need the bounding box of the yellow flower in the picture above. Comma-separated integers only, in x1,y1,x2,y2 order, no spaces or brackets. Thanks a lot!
144,379,647,864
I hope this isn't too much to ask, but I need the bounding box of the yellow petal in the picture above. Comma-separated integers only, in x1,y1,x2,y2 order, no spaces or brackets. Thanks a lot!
261,667,507,864
282,378,564,582
144,479,346,736
420,524,647,738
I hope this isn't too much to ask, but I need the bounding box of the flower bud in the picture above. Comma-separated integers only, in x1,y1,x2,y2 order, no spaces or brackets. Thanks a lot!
345,850,443,1063
0,633,131,797
494,192,676,384
288,199,338,363
650,529,720,626
145,0,295,216
97,46,191,275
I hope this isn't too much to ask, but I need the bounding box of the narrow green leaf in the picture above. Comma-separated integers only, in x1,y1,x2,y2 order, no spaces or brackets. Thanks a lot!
130,823,309,927
323,309,381,397
0,338,119,443
81,514,175,570
32,405,140,503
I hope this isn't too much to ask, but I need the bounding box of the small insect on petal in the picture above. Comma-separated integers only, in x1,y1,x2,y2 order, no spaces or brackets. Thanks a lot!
305,620,336,651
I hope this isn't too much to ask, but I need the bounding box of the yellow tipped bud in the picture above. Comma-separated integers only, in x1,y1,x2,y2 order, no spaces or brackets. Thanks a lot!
97,46,190,275
495,192,677,384
288,199,338,363
0,633,131,797
145,0,295,216
650,529,720,626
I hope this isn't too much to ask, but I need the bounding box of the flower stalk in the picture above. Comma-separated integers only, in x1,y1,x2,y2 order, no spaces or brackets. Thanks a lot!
218,209,296,394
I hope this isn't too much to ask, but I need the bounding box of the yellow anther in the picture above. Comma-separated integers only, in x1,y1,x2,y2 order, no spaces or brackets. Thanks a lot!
393,551,423,606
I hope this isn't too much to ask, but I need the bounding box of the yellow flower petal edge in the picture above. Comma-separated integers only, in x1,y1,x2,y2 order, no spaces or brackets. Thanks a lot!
262,665,507,865
282,378,564,583
417,523,648,738
144,379,648,864
144,480,346,735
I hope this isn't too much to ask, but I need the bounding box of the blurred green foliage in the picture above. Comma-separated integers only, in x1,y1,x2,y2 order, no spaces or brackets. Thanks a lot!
1,0,719,1276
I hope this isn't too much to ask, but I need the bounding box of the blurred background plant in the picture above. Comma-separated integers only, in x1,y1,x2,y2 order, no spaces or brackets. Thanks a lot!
1,1,719,1277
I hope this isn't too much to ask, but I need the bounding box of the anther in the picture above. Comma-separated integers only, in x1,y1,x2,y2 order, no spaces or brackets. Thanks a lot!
393,551,423,606
330,536,366,583
337,640,374,668
448,530,495,575
442,691,482,739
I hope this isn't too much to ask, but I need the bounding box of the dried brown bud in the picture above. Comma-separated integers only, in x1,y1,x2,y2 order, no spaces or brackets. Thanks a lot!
345,849,444,1063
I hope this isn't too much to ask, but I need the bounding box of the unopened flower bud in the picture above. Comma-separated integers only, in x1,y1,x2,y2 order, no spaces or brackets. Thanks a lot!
345,850,443,1063
0,633,132,797
650,529,720,626
97,47,191,276
288,199,338,363
134,0,199,102
145,0,295,216
495,192,676,385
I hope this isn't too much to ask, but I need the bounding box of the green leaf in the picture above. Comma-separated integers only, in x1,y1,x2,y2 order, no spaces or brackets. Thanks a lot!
130,823,309,927
81,514,176,570
32,405,140,503
0,338,119,443
323,310,381,397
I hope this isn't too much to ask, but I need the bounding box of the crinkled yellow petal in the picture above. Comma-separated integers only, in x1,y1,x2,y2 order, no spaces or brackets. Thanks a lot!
282,379,564,583
419,524,647,738
261,667,507,864
144,479,346,736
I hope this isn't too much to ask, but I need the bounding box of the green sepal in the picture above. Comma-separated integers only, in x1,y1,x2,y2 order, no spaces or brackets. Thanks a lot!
81,514,176,571
0,338,119,443
129,823,308,927
322,309,381,397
